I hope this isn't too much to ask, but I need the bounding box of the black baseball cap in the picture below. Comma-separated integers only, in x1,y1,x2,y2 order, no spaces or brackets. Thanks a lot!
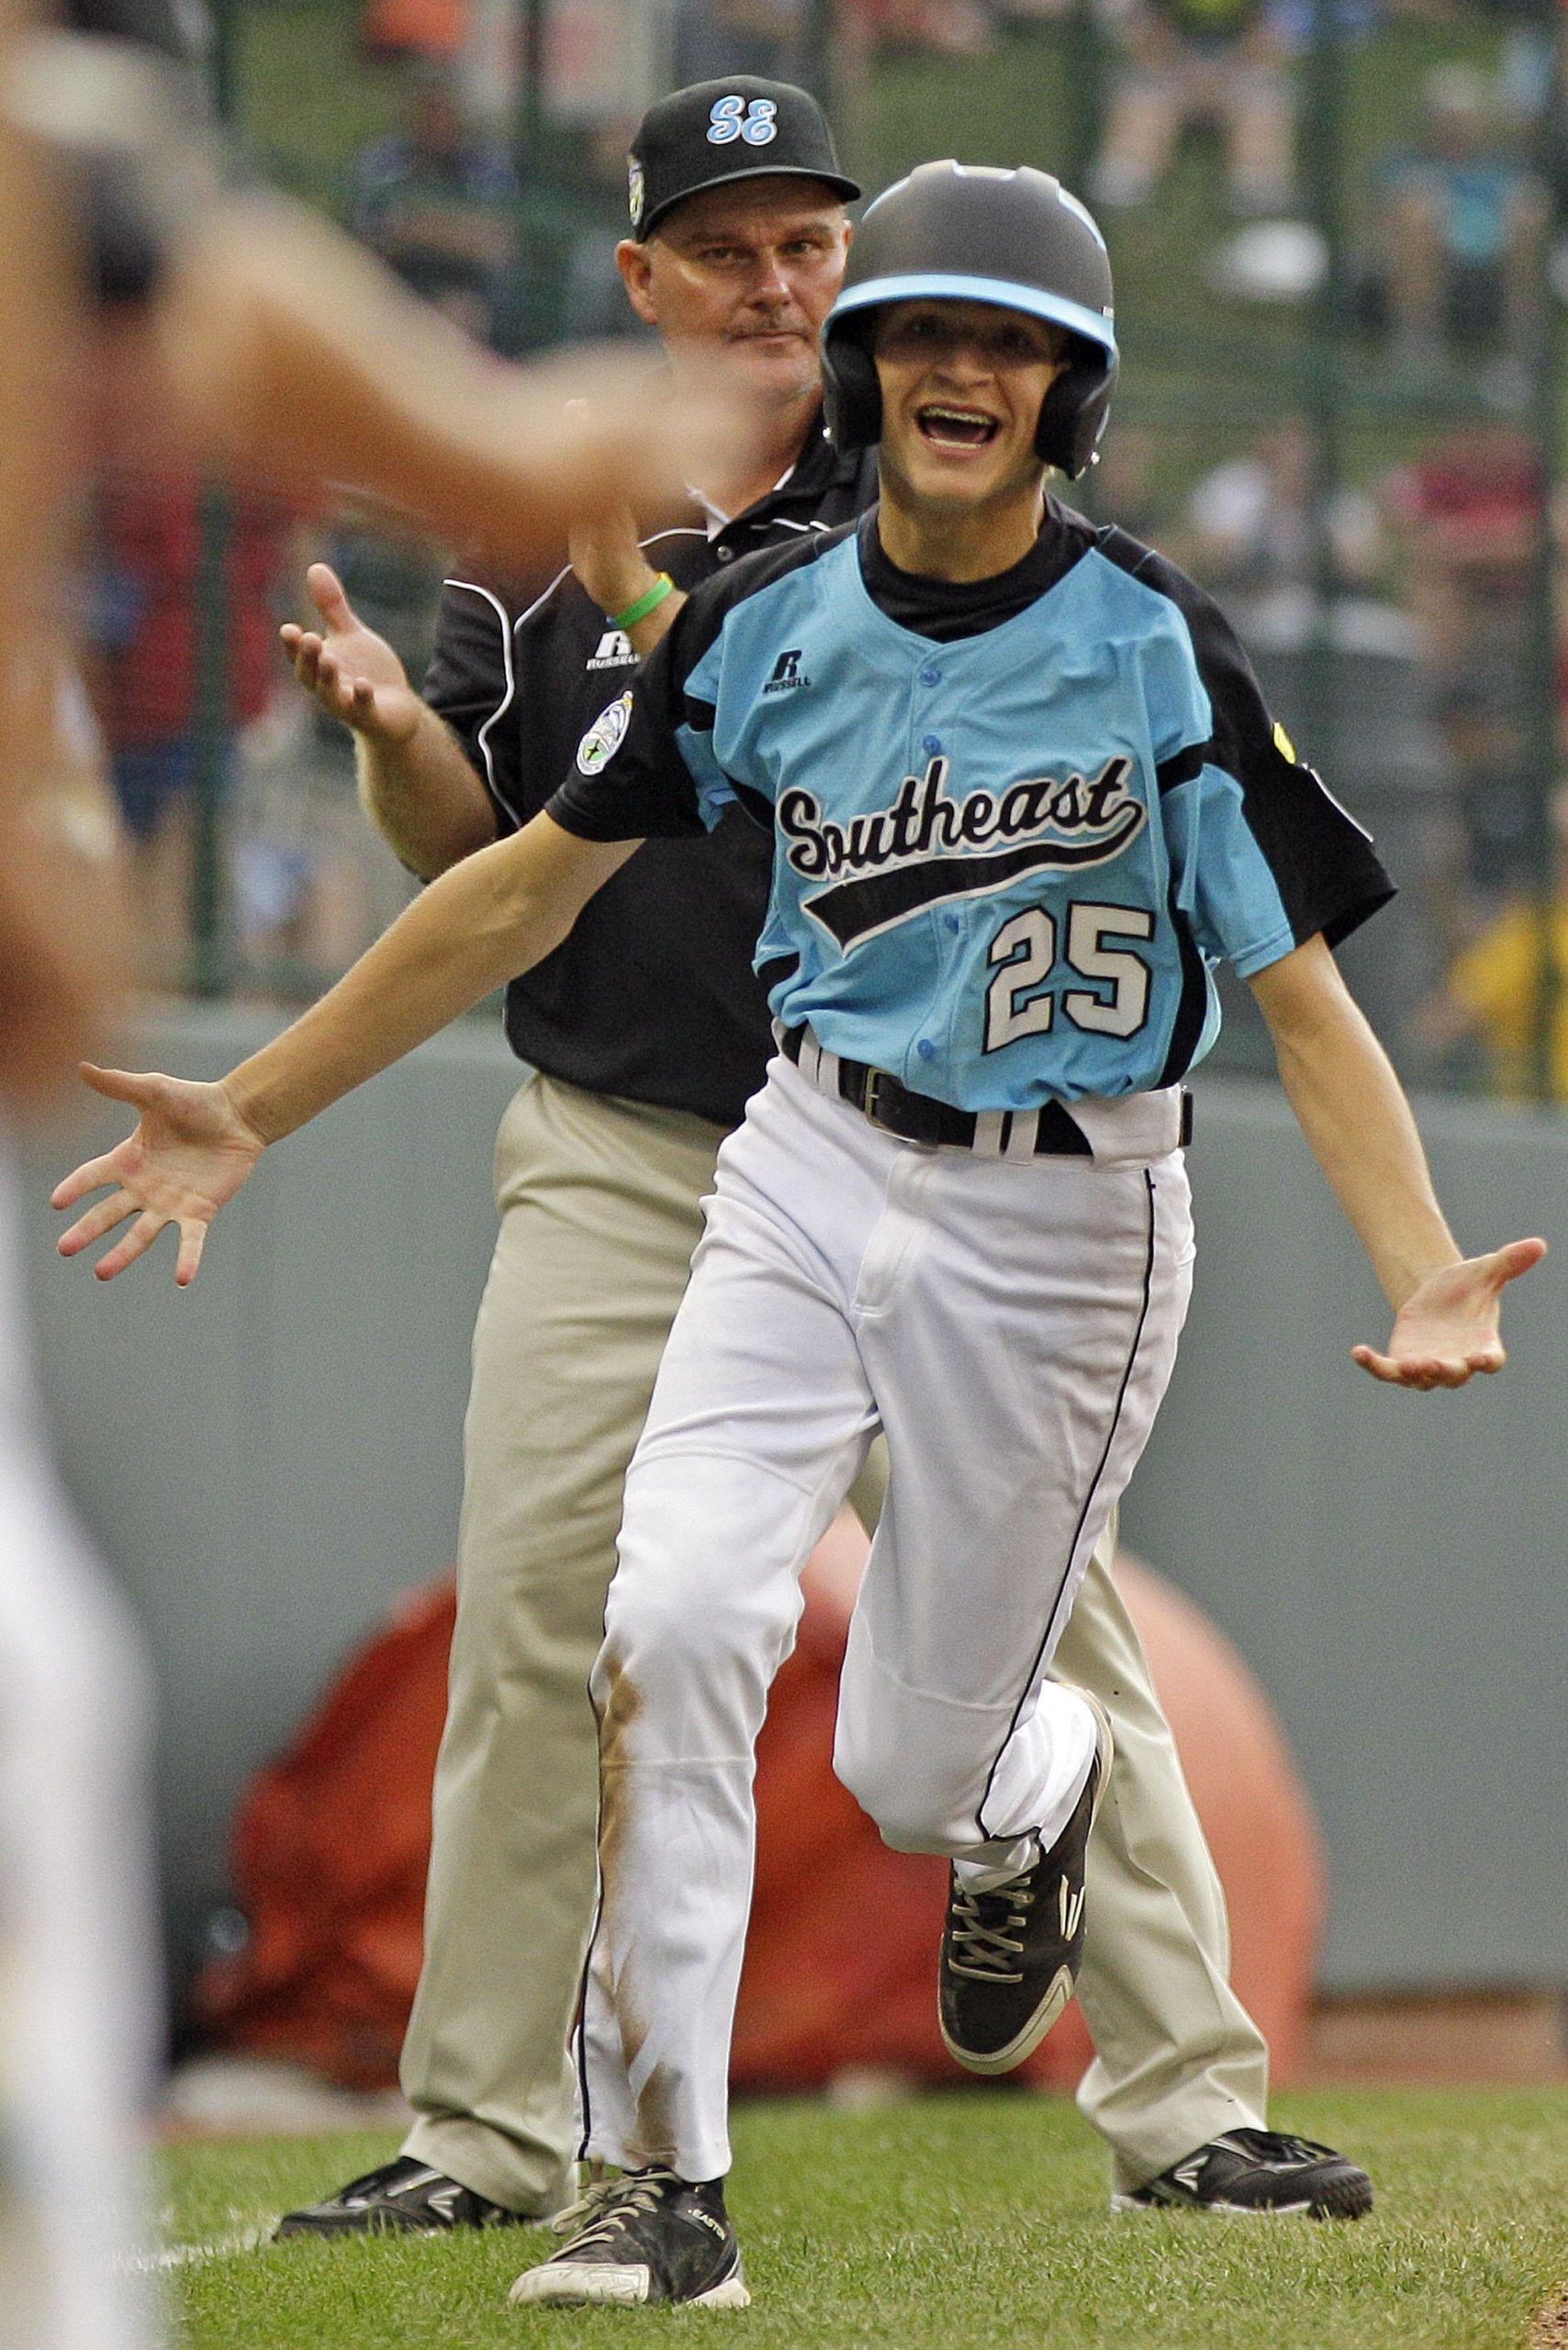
627,77,859,241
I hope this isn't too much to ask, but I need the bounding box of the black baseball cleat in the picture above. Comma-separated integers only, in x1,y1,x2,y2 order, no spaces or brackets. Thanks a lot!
1112,2129,1374,2219
939,1695,1112,2076
509,2166,750,2308
273,2154,533,2239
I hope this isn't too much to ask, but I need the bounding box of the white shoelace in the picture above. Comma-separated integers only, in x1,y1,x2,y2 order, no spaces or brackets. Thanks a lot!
548,2168,669,2245
946,1876,1034,1982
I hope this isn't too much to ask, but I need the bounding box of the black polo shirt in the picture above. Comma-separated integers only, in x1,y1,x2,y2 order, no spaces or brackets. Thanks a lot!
423,417,877,1128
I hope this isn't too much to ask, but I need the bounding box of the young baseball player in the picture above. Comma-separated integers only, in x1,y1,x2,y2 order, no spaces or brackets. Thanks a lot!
55,162,1541,2309
274,81,1334,2246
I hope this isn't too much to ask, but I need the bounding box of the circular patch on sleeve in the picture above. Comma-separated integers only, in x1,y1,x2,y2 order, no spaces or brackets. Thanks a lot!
577,691,634,776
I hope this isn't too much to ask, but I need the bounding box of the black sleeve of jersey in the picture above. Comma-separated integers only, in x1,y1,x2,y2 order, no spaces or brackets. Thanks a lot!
1104,530,1395,954
546,523,853,845
421,576,529,830
545,589,711,842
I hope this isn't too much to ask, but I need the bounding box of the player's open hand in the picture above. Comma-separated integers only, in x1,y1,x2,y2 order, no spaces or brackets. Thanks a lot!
52,1066,268,1285
1352,1236,1548,1388
279,565,422,745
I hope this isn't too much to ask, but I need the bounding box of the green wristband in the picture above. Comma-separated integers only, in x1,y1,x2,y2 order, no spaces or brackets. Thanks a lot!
611,572,676,632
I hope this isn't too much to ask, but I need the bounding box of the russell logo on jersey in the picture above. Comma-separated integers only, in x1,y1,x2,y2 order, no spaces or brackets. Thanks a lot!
778,753,1148,948
762,648,810,694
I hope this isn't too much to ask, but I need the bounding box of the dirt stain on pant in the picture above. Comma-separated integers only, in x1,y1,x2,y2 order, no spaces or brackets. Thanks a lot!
595,1650,678,2160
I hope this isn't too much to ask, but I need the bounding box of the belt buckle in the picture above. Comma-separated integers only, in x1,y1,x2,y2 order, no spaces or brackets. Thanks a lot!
861,1069,896,1131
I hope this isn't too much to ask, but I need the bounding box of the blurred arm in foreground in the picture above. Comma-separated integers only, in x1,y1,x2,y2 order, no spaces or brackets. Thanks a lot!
0,0,129,1115
0,2,160,2344
8,4,741,569
141,203,734,566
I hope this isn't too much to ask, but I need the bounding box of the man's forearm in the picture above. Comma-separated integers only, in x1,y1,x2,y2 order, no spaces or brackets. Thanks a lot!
225,816,635,1146
356,701,497,878
1252,939,1460,1311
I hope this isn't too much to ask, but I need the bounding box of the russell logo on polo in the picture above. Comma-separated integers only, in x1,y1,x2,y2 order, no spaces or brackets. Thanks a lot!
588,629,636,673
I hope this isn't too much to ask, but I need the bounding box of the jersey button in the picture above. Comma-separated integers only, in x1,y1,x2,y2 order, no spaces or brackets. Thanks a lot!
921,733,943,755
916,1038,936,1061
715,543,734,563
944,913,960,934
918,665,941,688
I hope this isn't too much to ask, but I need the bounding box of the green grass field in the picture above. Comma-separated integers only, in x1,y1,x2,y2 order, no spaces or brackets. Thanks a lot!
165,2087,1568,2349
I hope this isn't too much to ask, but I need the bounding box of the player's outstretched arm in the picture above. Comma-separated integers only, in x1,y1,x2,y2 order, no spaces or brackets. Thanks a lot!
1249,934,1546,1388
53,813,637,1283
280,564,496,878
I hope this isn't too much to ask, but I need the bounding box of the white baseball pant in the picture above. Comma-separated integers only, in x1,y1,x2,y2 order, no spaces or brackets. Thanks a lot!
580,1055,1195,2183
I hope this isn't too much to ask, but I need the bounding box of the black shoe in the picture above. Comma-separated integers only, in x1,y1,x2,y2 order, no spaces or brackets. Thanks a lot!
1113,2129,1374,2220
509,2167,749,2309
273,2154,532,2240
938,1695,1112,2076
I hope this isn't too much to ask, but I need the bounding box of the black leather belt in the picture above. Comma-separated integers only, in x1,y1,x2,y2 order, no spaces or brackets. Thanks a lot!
780,1023,1099,1156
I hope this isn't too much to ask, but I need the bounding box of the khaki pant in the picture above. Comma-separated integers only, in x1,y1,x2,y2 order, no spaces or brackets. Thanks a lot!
400,1073,1267,2210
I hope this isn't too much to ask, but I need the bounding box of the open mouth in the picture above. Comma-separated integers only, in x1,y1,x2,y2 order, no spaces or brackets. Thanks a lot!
916,405,1001,449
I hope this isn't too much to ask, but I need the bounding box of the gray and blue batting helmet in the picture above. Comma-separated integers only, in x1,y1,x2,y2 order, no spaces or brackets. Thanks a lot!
821,161,1117,477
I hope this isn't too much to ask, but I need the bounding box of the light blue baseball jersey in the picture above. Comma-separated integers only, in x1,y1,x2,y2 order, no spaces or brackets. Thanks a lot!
549,505,1392,1113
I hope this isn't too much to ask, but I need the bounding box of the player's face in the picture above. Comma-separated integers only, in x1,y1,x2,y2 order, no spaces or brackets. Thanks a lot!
618,181,850,408
872,298,1068,519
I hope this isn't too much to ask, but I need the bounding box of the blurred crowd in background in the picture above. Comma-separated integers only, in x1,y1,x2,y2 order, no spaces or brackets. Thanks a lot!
77,0,1568,1101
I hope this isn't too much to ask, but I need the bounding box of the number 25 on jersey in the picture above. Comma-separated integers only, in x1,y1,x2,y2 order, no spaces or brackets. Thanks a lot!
985,901,1156,1053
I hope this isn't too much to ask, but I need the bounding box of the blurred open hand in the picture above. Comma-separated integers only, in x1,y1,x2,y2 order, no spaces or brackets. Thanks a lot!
52,1065,267,1285
1352,1236,1547,1388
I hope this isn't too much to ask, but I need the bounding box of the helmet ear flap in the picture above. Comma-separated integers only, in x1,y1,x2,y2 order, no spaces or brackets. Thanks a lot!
822,321,882,452
1036,343,1118,477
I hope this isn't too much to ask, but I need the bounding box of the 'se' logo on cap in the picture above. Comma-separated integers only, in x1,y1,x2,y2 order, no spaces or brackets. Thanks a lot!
627,155,645,228
708,94,778,147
